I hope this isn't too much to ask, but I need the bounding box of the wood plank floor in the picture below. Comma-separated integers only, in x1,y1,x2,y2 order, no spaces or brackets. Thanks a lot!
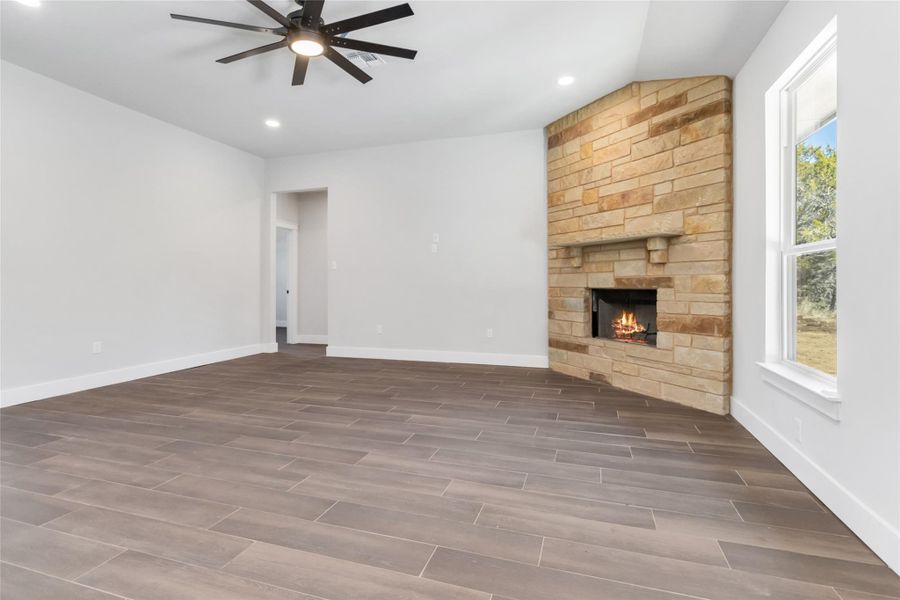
1,344,897,600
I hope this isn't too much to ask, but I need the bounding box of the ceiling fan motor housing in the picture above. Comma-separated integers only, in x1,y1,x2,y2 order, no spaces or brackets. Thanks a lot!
286,8,324,28
288,28,325,47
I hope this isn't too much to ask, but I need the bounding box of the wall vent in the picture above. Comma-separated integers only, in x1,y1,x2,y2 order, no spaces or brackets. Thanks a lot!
346,51,386,69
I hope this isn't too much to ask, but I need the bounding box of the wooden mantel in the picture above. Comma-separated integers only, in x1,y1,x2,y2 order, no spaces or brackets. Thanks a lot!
549,227,683,249
550,228,683,266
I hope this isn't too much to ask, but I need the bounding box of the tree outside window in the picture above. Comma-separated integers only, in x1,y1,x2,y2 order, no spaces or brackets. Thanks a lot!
784,48,837,377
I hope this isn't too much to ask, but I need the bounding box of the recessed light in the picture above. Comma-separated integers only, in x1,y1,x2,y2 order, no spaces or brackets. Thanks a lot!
14,0,41,6
558,75,575,87
265,119,281,128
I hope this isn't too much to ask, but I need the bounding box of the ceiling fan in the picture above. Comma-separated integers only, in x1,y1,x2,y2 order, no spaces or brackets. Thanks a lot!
171,0,417,85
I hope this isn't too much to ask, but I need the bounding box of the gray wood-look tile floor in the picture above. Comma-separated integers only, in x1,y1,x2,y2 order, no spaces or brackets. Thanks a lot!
1,343,897,600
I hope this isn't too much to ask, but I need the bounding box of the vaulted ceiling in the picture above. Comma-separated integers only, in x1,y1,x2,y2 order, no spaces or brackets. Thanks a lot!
1,0,784,157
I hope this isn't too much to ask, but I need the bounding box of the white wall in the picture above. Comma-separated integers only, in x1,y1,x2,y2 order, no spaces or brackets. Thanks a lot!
275,228,289,325
0,62,268,405
265,130,548,366
297,192,328,341
276,191,328,343
732,1,900,573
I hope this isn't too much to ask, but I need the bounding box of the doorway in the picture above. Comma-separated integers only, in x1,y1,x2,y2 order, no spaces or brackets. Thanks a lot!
275,222,299,344
270,190,329,350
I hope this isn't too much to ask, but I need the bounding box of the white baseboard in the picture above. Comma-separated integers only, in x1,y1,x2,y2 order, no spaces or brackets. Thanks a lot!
0,343,271,408
275,320,287,327
325,345,549,368
731,396,900,575
296,334,328,344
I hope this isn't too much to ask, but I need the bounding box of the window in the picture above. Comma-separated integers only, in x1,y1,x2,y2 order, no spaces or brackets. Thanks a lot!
780,40,837,380
761,20,839,418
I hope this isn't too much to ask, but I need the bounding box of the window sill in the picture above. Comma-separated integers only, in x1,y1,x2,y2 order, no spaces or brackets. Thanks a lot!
757,361,840,421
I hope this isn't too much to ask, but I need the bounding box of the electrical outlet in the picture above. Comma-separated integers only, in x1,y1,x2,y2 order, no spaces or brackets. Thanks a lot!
432,233,440,243
794,417,803,443
376,324,383,334
430,243,438,253
486,328,493,338
92,341,103,354
331,261,338,270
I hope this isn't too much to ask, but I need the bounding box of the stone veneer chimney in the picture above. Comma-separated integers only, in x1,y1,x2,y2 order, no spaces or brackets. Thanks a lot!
546,76,733,414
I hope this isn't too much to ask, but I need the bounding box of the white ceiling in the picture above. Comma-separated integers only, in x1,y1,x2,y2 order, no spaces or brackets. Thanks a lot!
1,0,784,158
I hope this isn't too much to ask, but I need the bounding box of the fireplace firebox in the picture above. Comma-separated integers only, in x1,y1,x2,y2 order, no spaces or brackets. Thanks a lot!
591,289,657,346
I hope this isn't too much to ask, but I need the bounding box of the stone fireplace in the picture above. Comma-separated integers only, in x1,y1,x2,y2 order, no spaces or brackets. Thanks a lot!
546,76,732,414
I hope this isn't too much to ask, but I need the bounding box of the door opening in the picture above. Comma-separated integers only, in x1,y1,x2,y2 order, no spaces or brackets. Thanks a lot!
269,189,328,350
275,222,299,345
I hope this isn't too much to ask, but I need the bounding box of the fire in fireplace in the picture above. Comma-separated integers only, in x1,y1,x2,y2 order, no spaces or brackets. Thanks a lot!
612,310,647,338
592,289,657,345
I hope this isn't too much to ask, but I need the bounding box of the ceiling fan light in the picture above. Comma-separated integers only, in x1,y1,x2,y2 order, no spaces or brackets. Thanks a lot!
290,38,324,57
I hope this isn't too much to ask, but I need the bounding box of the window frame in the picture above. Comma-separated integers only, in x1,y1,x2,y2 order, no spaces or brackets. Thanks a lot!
756,17,841,422
778,36,838,385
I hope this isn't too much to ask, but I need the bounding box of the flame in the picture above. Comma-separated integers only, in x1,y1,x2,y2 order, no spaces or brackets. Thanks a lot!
612,310,647,339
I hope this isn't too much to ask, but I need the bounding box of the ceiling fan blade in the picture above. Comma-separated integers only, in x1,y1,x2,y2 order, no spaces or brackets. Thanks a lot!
292,55,310,85
324,47,373,84
246,0,293,29
329,37,417,60
322,3,413,36
217,39,288,64
301,0,325,27
170,14,283,34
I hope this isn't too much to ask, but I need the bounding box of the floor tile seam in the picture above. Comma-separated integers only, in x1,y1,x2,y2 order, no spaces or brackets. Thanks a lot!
69,547,131,584
422,545,715,600
142,457,306,490
212,503,504,555
417,545,440,577
204,506,244,531
312,500,340,523
714,539,733,570
154,540,339,600
36,500,263,557
704,554,876,600
148,471,184,491
3,461,177,493
40,486,241,530
0,560,133,600
213,440,363,466
655,508,866,542
502,484,675,518
463,482,777,527
379,457,532,484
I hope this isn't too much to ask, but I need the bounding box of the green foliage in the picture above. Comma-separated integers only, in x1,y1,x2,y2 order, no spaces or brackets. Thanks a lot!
795,139,837,314
795,143,836,244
